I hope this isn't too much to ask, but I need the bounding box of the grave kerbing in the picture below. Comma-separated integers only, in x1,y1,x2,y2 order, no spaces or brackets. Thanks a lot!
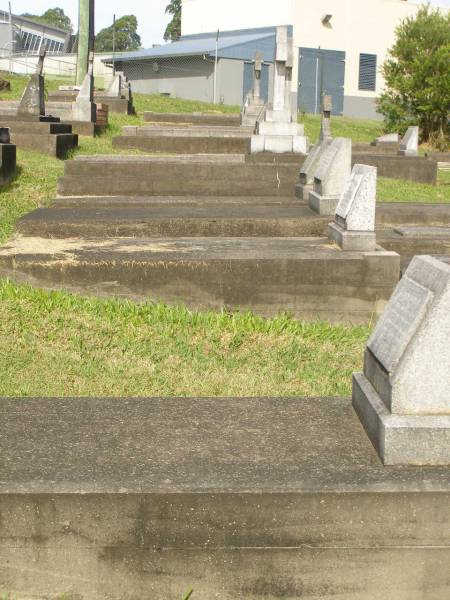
353,255,450,465
308,137,352,215
328,164,377,251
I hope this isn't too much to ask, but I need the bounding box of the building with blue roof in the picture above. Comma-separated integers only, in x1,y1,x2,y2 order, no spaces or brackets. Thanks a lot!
104,27,283,107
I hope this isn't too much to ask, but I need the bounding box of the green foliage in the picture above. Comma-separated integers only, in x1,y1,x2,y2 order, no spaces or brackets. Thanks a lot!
95,15,141,53
377,6,450,150
22,7,73,33
164,0,181,42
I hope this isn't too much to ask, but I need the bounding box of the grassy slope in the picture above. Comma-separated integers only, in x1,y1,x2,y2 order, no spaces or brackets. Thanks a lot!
0,84,448,397
0,280,369,397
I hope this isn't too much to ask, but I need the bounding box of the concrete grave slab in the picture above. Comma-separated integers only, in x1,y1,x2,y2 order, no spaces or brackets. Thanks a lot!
0,395,449,598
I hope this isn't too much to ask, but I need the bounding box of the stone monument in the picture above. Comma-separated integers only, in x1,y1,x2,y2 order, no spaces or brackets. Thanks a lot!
17,48,46,119
72,51,97,122
353,255,450,465
296,96,333,200
251,26,308,153
241,52,266,127
308,137,352,215
398,126,419,156
328,164,377,251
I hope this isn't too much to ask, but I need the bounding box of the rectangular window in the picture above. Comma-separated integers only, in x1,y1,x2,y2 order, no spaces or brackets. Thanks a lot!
359,53,377,91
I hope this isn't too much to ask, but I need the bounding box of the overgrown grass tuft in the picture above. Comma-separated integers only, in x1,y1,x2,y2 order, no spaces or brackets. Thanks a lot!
0,280,370,397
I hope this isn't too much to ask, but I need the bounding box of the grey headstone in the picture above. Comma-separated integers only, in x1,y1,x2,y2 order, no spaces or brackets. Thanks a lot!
335,164,377,232
72,51,96,122
353,255,450,465
17,48,45,119
313,137,352,197
399,126,419,156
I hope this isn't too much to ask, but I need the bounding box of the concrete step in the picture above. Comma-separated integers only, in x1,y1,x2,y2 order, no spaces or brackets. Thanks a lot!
113,135,250,154
58,156,300,197
122,125,254,137
16,204,327,238
377,226,450,272
144,111,242,126
18,201,450,239
0,119,73,134
9,132,78,159
0,395,448,599
0,235,399,323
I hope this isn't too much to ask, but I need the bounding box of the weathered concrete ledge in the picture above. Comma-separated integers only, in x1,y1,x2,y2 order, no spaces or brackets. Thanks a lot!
377,226,450,271
57,155,301,197
143,111,242,126
352,153,438,184
113,134,250,154
0,396,449,599
0,119,78,158
0,236,400,322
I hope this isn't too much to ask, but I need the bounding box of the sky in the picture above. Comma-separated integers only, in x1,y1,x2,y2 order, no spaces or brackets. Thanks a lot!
6,0,450,48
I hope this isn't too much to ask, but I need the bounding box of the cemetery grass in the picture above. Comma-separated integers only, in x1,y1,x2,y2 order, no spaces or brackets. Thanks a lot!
0,279,370,397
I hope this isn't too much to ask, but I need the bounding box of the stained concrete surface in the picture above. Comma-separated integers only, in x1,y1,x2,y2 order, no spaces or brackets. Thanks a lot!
0,397,449,599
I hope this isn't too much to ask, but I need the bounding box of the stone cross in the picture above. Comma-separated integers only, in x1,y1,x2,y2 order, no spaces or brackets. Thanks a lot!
353,255,450,465
328,164,377,251
319,94,332,142
398,126,419,156
76,0,95,85
272,26,289,113
253,52,263,101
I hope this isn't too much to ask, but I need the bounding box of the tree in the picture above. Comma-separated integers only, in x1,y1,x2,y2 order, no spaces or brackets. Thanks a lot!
95,15,141,53
22,8,73,33
377,6,450,150
164,0,181,42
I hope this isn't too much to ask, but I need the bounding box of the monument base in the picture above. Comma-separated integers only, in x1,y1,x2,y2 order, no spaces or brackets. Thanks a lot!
295,182,313,201
353,373,450,466
308,190,340,216
328,222,377,252
251,134,308,154
398,149,418,157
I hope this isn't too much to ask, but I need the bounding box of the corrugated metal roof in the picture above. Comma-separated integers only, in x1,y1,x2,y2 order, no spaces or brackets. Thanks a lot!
103,30,276,64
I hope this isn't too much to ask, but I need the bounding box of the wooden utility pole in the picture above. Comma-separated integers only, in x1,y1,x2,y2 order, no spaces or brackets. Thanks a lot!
76,0,95,85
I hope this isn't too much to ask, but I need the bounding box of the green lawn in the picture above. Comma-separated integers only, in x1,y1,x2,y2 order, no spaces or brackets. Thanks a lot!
0,280,369,397
1,83,448,397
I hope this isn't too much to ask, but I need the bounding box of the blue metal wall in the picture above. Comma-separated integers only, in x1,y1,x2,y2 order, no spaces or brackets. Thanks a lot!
298,47,345,115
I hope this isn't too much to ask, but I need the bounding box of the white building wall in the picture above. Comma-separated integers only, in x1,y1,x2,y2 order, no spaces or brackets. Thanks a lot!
181,0,294,35
292,0,419,97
